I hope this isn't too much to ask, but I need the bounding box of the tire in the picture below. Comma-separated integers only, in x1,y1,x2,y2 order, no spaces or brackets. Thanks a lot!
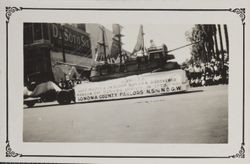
57,90,73,105
40,90,57,102
25,101,36,108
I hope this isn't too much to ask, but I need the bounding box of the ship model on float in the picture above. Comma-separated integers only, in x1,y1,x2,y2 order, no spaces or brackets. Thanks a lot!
65,24,195,104
89,24,190,82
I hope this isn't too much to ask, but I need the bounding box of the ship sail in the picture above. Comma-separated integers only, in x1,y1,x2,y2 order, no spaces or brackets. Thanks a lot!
95,26,109,63
110,24,123,61
133,25,145,54
110,39,120,60
112,24,122,36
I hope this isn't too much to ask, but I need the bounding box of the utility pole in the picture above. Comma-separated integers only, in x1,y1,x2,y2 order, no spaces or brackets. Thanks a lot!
61,24,66,62
223,24,229,55
218,24,225,83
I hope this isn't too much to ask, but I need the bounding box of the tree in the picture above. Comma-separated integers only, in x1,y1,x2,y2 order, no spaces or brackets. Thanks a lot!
186,24,229,84
186,24,215,64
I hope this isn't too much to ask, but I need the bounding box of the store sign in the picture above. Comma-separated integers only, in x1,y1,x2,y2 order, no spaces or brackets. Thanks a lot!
50,24,91,57
74,70,189,103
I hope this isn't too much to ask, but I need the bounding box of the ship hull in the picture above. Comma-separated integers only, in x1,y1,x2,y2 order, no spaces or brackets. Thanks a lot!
89,60,181,82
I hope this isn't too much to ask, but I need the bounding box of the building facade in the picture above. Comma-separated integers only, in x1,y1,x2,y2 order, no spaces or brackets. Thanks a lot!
23,23,114,86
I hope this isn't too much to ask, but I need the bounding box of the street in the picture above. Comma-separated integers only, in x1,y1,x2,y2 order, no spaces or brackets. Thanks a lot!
23,85,228,143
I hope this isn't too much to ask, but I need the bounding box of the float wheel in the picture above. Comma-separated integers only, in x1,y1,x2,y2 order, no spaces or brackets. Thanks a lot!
25,101,36,108
57,90,73,105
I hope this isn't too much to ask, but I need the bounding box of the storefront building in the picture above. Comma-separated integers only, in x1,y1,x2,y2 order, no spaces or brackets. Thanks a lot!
24,23,93,86
24,23,118,87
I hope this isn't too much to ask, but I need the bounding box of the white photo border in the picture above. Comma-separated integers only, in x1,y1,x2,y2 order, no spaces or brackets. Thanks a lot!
4,6,246,159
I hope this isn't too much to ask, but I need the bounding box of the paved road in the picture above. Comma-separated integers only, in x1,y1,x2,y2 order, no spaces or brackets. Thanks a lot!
23,85,228,143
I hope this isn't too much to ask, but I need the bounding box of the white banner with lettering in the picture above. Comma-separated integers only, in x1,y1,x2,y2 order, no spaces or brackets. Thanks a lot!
74,70,189,103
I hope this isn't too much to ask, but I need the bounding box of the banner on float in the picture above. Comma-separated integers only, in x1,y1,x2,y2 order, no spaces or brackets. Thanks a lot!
74,70,189,103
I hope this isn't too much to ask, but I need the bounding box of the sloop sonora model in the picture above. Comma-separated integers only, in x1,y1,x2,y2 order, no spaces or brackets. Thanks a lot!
24,24,195,107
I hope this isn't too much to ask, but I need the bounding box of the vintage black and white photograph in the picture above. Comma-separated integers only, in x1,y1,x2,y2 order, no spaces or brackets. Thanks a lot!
23,23,229,143
1,0,250,163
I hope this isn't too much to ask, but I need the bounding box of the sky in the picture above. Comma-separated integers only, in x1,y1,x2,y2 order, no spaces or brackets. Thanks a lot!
103,24,194,64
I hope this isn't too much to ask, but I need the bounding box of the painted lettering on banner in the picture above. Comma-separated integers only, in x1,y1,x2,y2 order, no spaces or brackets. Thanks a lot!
75,71,188,103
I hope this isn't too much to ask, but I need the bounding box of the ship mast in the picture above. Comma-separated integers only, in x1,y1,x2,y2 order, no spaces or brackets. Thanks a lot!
112,24,123,65
118,30,122,64
141,25,145,56
100,26,108,64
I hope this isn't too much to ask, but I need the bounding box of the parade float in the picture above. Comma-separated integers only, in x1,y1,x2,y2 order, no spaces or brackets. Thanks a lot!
24,24,193,107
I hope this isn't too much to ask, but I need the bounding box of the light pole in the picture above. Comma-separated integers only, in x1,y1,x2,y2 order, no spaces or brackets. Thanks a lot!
61,24,66,62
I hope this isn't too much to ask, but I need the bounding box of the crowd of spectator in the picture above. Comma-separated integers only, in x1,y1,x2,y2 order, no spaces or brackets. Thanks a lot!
184,59,229,87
